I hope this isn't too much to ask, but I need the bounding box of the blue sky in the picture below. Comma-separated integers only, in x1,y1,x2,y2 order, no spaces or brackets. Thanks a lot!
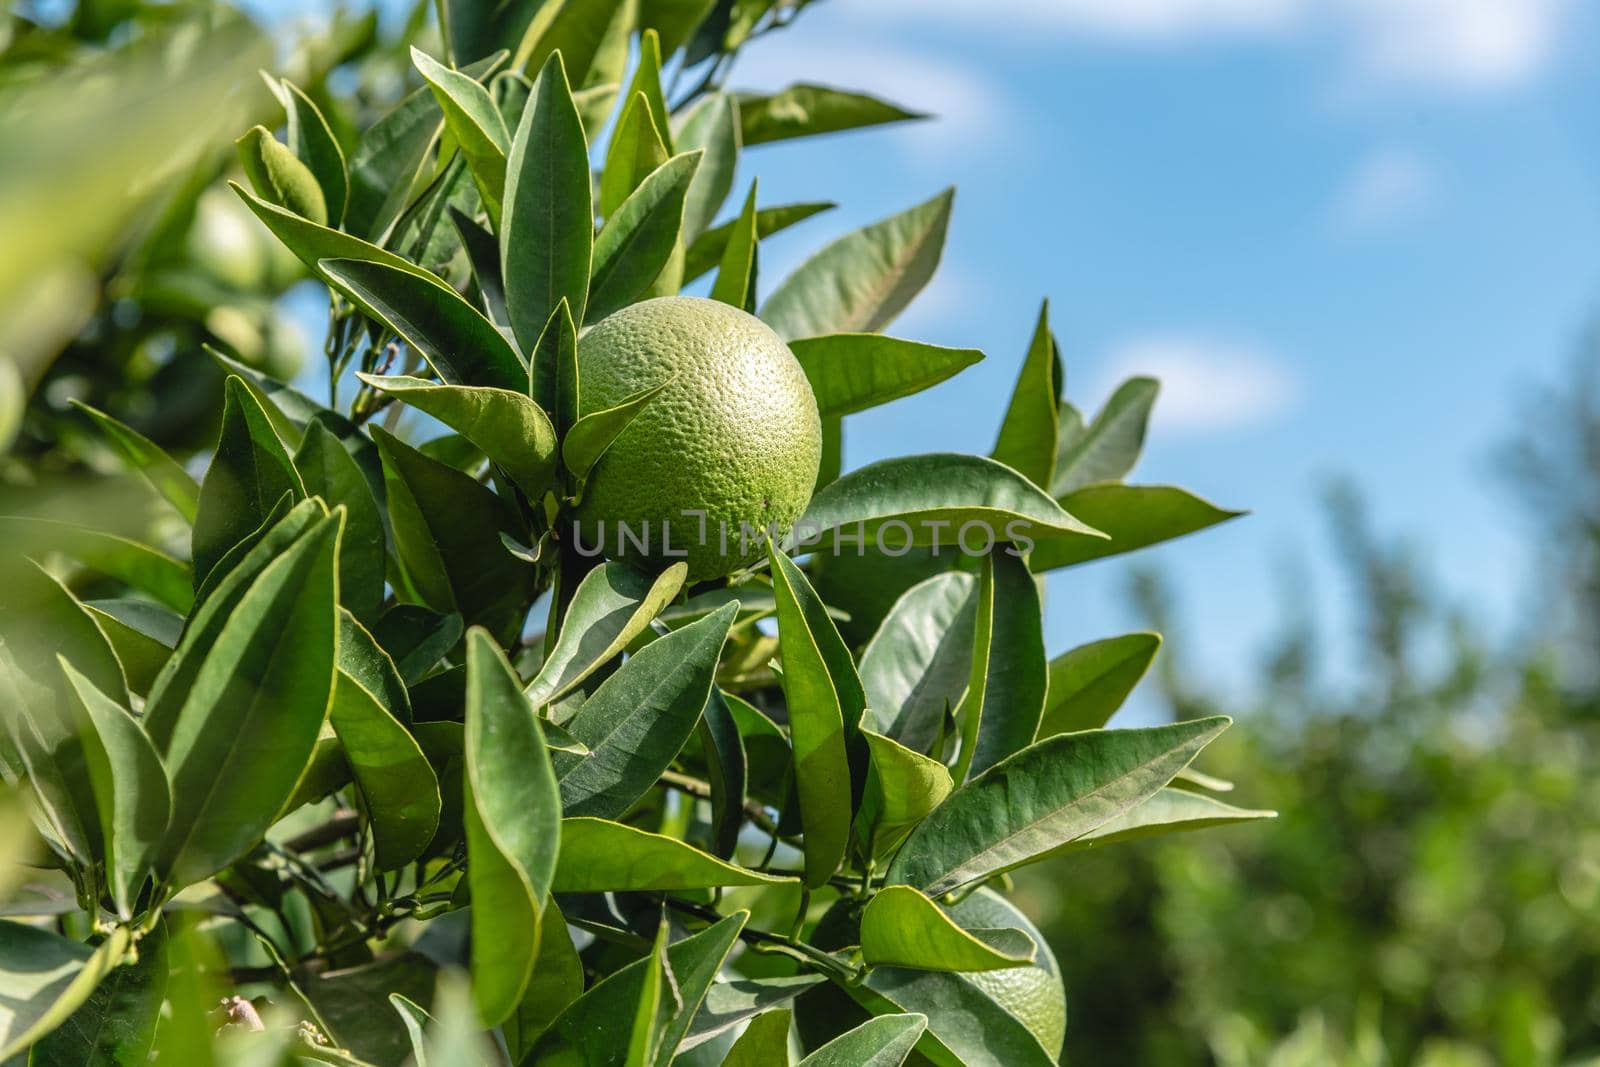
264,0,1600,702
717,0,1600,698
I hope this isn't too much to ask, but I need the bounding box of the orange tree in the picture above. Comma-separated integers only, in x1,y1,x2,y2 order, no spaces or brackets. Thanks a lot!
0,3,1266,1063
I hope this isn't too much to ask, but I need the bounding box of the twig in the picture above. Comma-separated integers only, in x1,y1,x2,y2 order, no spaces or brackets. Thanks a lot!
658,769,784,838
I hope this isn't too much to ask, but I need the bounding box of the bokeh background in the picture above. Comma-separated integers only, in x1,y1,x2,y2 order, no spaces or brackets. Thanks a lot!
5,1,1598,1063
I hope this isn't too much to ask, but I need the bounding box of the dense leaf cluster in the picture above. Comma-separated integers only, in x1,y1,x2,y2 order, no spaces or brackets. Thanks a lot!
0,3,1264,1064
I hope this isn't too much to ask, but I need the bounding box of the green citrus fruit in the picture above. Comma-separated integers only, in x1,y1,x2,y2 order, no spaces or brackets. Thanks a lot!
572,296,822,581
796,887,1066,1060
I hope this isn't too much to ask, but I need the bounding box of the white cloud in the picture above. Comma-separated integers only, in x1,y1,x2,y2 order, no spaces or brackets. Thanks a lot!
838,0,1572,92
1094,335,1296,433
1327,147,1436,232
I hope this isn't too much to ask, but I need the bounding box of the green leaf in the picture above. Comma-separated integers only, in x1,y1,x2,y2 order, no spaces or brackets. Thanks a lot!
738,84,924,147
0,922,130,1060
627,921,669,1067
374,604,465,685
340,609,412,724
531,299,580,436
562,377,674,482
685,201,835,283
192,376,304,590
860,886,1034,973
357,375,557,500
330,671,441,870
0,517,192,614
710,179,759,310
302,953,439,1066
683,976,823,1054
1050,787,1275,854
769,544,860,889
792,335,983,419
676,90,741,242
761,188,952,341
32,922,166,1067
236,125,328,225
61,661,170,921
265,76,349,225
295,419,387,623
321,258,528,392
504,899,584,1060
552,817,792,892
82,599,177,696
990,301,1059,490
233,183,431,285
1028,485,1243,571
554,602,738,817
463,628,561,1026
858,571,974,752
854,730,952,862
1041,633,1161,736
451,207,508,327
532,911,747,1067
698,688,746,858
156,511,341,888
723,689,793,811
1051,377,1158,497
517,0,629,87
722,1008,792,1067
374,427,534,641
799,453,1106,550
441,0,543,65
885,717,1232,896
1172,766,1234,793
588,151,703,323
850,962,1055,1067
525,561,688,707
600,92,670,220
797,1013,928,1067
69,400,199,522
413,47,512,219
622,28,674,151
954,552,1046,782
503,51,593,352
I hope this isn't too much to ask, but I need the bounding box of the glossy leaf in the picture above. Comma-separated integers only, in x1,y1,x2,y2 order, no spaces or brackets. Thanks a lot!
769,544,859,888
681,976,823,1053
0,517,192,614
374,604,465,685
738,84,924,146
600,92,670,220
698,688,746,858
32,922,166,1066
321,258,527,392
525,561,688,707
358,375,556,500
710,179,759,310
236,125,327,225
192,376,304,589
588,152,703,323
796,1013,927,1067
722,1008,792,1067
854,730,952,861
1028,485,1243,571
413,47,511,218
554,603,738,817
503,51,593,352
1041,632,1161,736
530,298,579,436
83,600,177,696
517,0,629,86
955,552,1047,782
799,453,1106,550
532,911,747,1067
860,886,1034,973
70,400,199,522
1052,786,1275,854
792,334,981,420
761,187,952,341
990,301,1059,490
676,91,740,242
442,0,542,65
504,899,584,1061
886,716,1232,896
553,817,790,892
451,207,508,326
1052,376,1159,496
627,921,669,1067
851,963,1055,1067
233,183,430,284
464,629,561,1026
685,200,835,283
374,427,533,641
0,922,129,1060
62,662,170,921
265,76,348,225
622,28,673,150
562,377,673,481
156,512,341,887
330,671,441,870
295,419,386,623
858,571,974,752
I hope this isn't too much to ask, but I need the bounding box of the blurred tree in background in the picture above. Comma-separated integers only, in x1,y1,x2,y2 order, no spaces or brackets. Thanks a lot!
1024,375,1600,1064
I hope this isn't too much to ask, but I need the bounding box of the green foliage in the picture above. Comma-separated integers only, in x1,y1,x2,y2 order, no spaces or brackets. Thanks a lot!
0,3,1257,1062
